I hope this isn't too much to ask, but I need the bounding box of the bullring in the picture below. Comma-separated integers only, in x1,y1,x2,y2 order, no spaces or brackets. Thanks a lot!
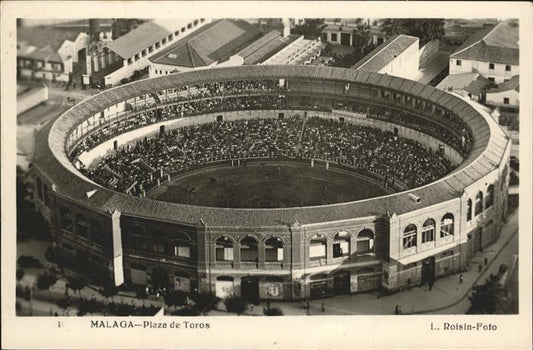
31,65,511,301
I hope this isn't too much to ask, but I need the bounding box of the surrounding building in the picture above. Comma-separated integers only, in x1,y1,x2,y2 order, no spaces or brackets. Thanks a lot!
90,18,210,87
436,72,494,102
449,19,519,84
148,19,262,77
486,75,519,110
352,34,420,81
17,25,88,82
31,66,510,301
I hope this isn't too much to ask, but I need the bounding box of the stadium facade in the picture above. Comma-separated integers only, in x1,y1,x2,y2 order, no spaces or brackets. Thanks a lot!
31,65,511,301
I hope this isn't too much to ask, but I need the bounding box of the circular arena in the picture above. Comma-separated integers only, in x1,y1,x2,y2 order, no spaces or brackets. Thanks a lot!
32,65,511,301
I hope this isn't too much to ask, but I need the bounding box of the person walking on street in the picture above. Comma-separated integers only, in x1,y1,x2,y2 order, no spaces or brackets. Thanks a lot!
305,301,310,315
484,257,488,266
395,305,400,315
321,302,325,313
478,264,482,272
459,274,464,284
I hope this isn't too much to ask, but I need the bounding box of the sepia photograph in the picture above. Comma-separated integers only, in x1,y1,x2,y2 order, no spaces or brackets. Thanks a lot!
2,1,532,349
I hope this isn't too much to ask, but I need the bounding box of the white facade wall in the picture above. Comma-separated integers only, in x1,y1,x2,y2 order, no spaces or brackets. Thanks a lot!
148,55,245,78
104,19,211,86
449,58,518,84
377,40,420,81
58,33,89,63
486,89,519,108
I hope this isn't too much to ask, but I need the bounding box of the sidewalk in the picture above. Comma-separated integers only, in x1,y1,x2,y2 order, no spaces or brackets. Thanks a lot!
235,209,519,316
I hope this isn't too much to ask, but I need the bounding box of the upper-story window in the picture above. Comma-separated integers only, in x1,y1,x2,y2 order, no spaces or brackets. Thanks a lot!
403,224,417,249
356,229,374,255
309,234,327,260
503,97,510,105
75,213,89,238
440,213,454,237
60,207,73,232
467,198,473,221
331,33,338,42
422,219,436,243
475,191,484,216
456,60,462,66
265,237,283,262
333,231,350,258
505,65,511,71
90,220,105,246
485,184,494,208
215,236,233,261
240,236,258,262
489,63,495,70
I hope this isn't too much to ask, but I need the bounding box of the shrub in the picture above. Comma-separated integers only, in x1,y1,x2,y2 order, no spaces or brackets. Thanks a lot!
175,306,200,316
223,294,247,315
17,256,43,268
263,307,284,316
164,290,187,308
16,268,25,281
135,287,148,299
191,292,218,314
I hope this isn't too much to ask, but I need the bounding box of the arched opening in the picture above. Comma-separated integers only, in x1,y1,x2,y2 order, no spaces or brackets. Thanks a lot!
403,224,417,249
75,213,89,238
130,225,148,251
422,219,436,243
215,236,234,262
265,237,283,262
151,229,166,254
215,276,234,299
440,213,454,237
467,198,473,221
475,191,483,216
356,229,374,255
485,184,494,208
333,231,350,258
240,236,259,263
309,234,327,261
60,207,73,232
90,220,105,245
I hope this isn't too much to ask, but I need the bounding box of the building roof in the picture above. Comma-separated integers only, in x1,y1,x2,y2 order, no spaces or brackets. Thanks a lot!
35,65,509,227
106,19,192,59
352,34,419,72
322,24,358,33
436,72,494,96
487,75,519,94
237,30,297,65
149,19,262,68
450,19,519,65
17,25,80,54
261,36,325,65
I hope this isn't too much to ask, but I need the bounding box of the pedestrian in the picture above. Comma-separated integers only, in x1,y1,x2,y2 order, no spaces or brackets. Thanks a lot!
428,281,433,291
394,304,400,315
459,274,464,284
484,257,488,266
321,302,325,313
478,264,482,272
250,304,254,312
305,301,310,315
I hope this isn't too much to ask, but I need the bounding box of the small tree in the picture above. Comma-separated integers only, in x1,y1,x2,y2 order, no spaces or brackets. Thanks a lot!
164,290,187,310
16,268,25,281
467,273,508,314
191,292,218,315
224,294,248,316
37,271,58,299
99,281,118,302
263,307,284,316
68,275,89,296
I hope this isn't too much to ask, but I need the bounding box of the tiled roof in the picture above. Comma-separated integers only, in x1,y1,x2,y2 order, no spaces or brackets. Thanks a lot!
237,30,298,65
488,75,519,93
35,65,509,228
17,25,80,54
450,19,519,65
106,19,193,59
352,34,419,72
436,72,494,96
149,19,261,68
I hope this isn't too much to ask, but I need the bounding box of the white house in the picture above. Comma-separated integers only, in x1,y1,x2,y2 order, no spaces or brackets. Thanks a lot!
92,19,211,87
449,19,519,84
148,19,261,77
352,34,420,81
436,72,494,102
486,75,519,109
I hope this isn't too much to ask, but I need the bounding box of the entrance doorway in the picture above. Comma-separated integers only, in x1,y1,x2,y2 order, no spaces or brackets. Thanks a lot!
421,257,436,285
215,276,234,299
333,271,350,294
341,33,351,46
241,276,259,304
474,228,483,252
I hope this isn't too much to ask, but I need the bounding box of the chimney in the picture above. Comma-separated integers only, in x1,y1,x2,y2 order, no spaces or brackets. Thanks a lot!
282,18,291,38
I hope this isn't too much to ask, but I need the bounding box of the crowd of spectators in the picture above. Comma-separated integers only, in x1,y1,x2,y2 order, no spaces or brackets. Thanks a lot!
80,116,453,196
